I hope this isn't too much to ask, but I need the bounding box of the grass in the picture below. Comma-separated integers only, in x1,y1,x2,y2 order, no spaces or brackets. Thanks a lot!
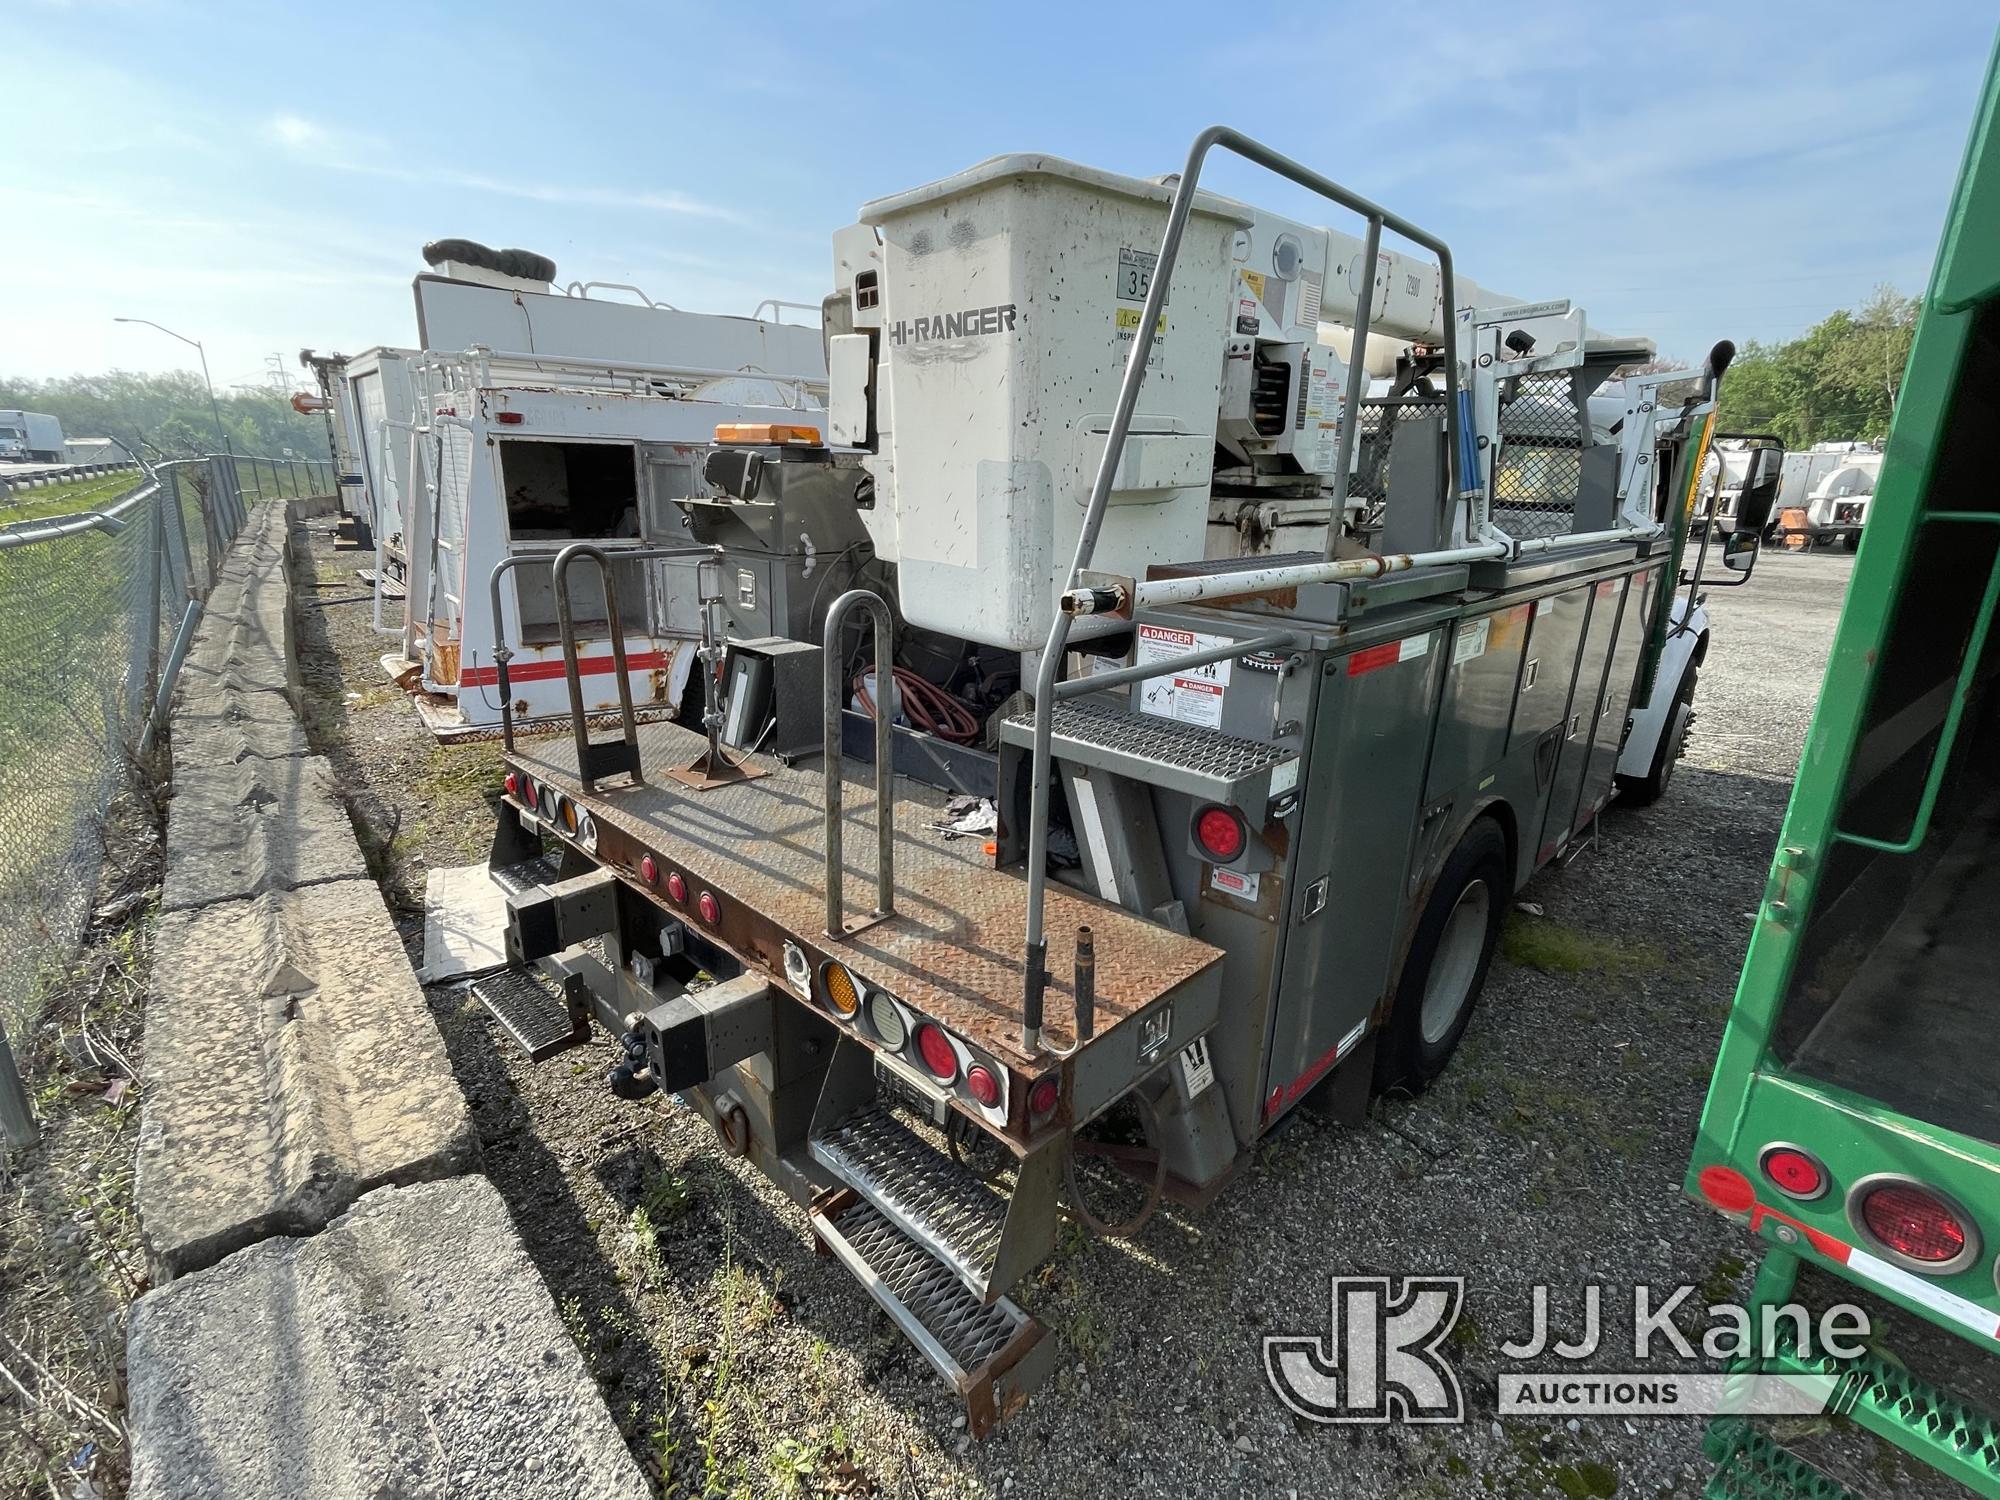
0,883,152,1499
1500,912,1667,980
0,470,145,527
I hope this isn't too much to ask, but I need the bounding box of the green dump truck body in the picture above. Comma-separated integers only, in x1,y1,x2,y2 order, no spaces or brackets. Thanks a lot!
1687,34,2000,1499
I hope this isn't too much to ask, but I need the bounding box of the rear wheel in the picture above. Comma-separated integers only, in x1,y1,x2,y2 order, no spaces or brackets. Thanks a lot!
1374,819,1508,1094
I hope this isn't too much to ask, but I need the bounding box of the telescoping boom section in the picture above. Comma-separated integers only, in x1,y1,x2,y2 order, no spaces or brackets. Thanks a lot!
480,128,1733,1430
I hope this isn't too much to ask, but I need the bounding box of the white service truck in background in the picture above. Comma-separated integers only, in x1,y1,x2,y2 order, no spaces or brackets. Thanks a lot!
0,411,66,464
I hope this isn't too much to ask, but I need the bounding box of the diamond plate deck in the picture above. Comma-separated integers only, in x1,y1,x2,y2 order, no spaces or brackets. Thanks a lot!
811,1102,1007,1297
507,719,1220,1065
471,969,580,1061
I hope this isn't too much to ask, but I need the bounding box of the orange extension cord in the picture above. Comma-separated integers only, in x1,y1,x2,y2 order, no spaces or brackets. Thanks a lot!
850,665,982,745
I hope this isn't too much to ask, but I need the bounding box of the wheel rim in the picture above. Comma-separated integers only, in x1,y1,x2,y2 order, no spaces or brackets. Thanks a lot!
1420,881,1491,1045
1662,700,1694,790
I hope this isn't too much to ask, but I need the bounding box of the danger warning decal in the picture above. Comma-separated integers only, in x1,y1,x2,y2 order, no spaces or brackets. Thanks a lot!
1137,624,1231,728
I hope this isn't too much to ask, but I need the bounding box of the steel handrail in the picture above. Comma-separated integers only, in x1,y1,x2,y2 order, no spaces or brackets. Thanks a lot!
1018,125,1475,1052
490,542,721,765
822,590,896,935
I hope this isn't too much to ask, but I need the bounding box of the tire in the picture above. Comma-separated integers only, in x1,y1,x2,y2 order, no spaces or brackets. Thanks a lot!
1374,818,1509,1095
1842,532,1861,553
1617,663,1697,807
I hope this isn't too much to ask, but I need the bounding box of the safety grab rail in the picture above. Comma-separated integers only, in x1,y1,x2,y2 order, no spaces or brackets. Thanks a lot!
488,542,722,774
822,590,896,935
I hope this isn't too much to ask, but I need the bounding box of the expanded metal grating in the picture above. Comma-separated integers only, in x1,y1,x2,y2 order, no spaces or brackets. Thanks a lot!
1492,372,1585,541
825,1197,1023,1374
811,1102,1007,1295
471,968,580,1061
1774,1339,2000,1491
1007,699,1290,782
1702,1419,1855,1500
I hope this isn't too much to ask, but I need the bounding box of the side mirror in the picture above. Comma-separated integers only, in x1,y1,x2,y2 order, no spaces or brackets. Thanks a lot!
1722,529,1758,576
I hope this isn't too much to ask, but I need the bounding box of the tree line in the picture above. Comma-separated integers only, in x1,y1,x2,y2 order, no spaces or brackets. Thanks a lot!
0,370,334,464
1714,286,1916,448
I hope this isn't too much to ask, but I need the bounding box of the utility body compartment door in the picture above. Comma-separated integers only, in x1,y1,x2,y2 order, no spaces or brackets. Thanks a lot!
1261,628,1443,1125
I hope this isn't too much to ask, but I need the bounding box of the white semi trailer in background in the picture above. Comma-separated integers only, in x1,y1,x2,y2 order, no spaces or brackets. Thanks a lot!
0,411,65,463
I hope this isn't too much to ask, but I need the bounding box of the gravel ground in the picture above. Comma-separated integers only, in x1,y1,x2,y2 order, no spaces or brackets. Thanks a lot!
292,529,1980,1500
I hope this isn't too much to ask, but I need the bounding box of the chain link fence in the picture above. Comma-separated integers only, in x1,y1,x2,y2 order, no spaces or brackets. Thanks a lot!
0,455,332,1143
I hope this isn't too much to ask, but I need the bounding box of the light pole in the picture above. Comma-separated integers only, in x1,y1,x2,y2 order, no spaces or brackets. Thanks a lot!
114,317,234,460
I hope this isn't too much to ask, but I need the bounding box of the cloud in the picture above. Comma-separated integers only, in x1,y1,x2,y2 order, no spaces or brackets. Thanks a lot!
266,112,329,150
265,113,745,224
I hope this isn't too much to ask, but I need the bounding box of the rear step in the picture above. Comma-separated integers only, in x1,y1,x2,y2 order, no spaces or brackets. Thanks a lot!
811,1189,1051,1437
810,1101,1009,1301
490,852,562,898
1000,698,1294,819
471,968,587,1061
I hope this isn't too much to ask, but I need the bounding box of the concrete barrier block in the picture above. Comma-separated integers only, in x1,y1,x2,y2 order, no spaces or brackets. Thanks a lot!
136,879,476,1278
160,754,367,912
128,1178,647,1500
171,712,310,769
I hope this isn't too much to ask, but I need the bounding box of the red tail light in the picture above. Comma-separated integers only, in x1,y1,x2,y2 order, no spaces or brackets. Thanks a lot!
639,854,658,884
1857,1181,1971,1267
1194,805,1246,862
1029,1076,1060,1117
696,891,720,925
665,871,686,903
915,1023,958,1082
1759,1146,1828,1201
1697,1164,1755,1214
518,775,536,804
965,1065,1000,1108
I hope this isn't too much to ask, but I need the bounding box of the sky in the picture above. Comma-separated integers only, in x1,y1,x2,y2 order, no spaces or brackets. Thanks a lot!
1,1,1993,390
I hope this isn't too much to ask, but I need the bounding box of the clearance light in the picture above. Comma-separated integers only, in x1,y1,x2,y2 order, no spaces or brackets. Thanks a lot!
495,410,525,425
714,422,822,446
819,961,861,1018
666,871,687,903
1760,1145,1829,1201
696,890,720,925
639,854,659,884
1029,1077,1060,1117
966,1065,1001,1108
915,1023,958,1083
1194,805,1246,862
866,992,907,1050
1854,1180,1975,1270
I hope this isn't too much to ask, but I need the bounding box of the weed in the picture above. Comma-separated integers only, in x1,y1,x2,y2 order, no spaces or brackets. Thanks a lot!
640,1168,695,1225
1500,914,1666,980
1552,1459,1618,1498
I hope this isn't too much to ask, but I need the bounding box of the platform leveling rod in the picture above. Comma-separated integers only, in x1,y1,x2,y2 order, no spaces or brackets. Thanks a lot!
670,554,768,790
